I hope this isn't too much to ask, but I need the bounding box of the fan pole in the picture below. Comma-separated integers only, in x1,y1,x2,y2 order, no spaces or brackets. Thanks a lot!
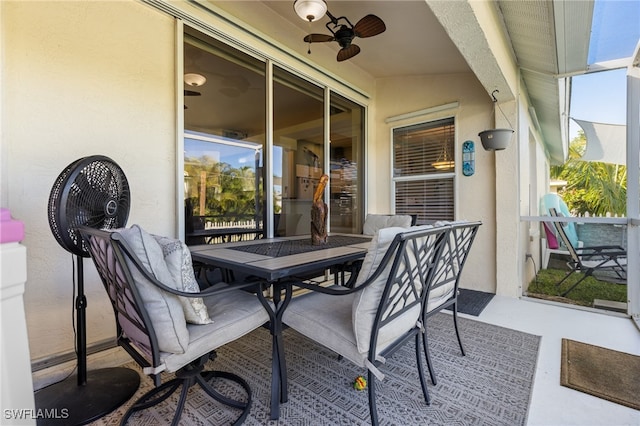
76,256,87,386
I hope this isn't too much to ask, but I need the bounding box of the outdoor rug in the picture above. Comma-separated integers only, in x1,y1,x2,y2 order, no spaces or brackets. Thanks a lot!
446,288,495,316
561,338,640,410
91,313,540,425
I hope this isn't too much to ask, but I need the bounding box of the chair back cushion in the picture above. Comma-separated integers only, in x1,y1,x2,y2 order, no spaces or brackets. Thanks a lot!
117,225,190,354
362,214,412,236
542,222,559,249
352,225,433,353
541,193,579,247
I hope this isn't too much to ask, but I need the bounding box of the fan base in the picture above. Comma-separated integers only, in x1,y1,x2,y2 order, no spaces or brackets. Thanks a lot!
34,367,139,425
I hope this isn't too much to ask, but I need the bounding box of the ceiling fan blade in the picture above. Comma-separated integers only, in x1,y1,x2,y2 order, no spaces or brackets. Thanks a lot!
353,14,386,38
337,44,360,62
184,89,201,96
304,34,335,43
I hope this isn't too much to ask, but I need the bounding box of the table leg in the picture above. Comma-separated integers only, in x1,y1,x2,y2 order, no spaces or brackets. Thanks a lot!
257,283,291,420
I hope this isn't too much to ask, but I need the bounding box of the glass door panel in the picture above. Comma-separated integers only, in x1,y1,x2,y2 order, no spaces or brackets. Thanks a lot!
330,93,364,233
183,28,266,244
273,66,324,236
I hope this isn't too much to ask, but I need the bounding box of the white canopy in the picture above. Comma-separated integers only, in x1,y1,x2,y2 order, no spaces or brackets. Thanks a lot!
573,118,626,165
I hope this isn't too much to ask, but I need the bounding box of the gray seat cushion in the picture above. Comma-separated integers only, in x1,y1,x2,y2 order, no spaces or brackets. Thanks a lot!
162,282,270,372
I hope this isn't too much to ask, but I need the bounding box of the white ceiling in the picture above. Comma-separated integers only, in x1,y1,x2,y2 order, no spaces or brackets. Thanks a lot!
197,1,595,163
211,1,472,78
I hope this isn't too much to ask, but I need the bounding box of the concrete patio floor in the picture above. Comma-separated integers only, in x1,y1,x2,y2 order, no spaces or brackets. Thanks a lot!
475,295,639,426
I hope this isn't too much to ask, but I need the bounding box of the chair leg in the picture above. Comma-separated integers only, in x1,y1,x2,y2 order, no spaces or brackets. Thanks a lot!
198,371,252,425
452,304,465,356
415,334,431,405
422,328,437,385
559,272,590,297
121,359,252,426
120,378,183,425
367,369,379,426
170,379,192,426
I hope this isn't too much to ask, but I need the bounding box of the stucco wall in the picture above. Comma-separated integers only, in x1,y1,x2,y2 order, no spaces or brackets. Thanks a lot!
373,74,496,293
2,1,177,360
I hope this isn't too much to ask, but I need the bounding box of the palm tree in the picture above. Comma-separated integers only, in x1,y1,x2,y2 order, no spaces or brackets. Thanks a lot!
551,131,626,216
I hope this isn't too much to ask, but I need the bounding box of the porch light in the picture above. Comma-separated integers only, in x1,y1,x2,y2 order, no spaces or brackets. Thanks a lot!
184,73,207,87
479,90,514,151
293,0,327,22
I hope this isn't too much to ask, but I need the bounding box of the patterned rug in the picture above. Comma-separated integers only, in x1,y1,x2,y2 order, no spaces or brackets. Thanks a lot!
91,313,540,425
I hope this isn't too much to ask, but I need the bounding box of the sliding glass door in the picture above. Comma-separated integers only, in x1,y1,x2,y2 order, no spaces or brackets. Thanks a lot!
330,92,364,234
183,28,266,243
183,26,365,242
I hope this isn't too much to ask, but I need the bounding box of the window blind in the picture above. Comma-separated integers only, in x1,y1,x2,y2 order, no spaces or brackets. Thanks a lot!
392,117,455,223
393,118,455,176
395,179,454,221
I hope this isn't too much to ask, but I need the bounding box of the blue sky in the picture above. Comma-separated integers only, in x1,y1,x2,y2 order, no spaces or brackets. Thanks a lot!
569,68,627,140
568,0,638,141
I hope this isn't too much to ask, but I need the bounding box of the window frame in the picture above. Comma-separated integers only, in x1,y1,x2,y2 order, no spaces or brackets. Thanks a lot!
390,115,458,223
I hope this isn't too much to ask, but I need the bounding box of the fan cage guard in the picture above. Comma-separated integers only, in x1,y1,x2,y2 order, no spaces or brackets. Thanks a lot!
48,155,130,257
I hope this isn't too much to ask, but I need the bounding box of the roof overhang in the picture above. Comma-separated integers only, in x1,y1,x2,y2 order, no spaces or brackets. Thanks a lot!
500,0,593,165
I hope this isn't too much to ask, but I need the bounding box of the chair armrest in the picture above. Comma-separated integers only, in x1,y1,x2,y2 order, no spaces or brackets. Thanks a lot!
282,278,365,296
579,245,626,252
576,246,626,259
116,236,263,298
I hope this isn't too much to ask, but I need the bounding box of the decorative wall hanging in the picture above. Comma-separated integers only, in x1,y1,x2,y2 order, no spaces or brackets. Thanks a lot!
462,140,475,176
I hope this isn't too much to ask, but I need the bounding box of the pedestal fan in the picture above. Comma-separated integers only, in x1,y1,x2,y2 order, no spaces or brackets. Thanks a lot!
35,155,140,425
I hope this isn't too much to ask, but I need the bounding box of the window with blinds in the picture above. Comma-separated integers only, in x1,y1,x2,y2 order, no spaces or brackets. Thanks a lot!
392,117,455,223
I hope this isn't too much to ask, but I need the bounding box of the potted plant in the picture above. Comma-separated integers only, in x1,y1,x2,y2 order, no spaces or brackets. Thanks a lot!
479,90,514,151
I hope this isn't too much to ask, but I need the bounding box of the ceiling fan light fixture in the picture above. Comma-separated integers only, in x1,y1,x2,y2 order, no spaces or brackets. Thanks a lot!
294,0,327,22
184,73,207,87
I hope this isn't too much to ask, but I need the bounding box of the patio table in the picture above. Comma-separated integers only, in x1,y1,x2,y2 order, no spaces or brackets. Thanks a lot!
189,234,371,420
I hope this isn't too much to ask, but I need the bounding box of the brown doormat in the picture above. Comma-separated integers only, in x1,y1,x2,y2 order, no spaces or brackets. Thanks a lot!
561,338,640,410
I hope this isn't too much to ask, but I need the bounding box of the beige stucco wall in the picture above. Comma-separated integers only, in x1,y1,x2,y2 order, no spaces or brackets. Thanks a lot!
373,74,496,293
2,1,177,360
1,0,539,365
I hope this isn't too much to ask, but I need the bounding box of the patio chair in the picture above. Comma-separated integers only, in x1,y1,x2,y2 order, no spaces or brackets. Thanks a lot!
549,208,627,296
281,225,450,425
80,225,270,425
421,221,481,386
540,193,583,268
334,213,416,287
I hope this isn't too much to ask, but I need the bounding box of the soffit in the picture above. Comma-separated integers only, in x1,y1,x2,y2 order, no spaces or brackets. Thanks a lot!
498,0,592,164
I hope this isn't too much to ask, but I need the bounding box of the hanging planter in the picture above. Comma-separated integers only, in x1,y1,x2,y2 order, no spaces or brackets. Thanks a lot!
479,90,514,151
479,128,514,151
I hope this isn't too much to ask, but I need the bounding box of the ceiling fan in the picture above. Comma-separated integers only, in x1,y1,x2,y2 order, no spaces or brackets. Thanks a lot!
303,10,386,62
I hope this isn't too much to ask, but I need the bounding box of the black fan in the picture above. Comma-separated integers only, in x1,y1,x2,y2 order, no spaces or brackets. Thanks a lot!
36,155,139,425
304,11,386,61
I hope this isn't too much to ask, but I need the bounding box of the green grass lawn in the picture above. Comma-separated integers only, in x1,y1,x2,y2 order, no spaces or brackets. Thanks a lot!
527,268,627,307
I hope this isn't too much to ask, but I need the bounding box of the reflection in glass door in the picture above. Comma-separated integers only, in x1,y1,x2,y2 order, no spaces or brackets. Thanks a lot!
183,28,266,244
273,66,324,236
330,93,364,234
182,26,366,242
